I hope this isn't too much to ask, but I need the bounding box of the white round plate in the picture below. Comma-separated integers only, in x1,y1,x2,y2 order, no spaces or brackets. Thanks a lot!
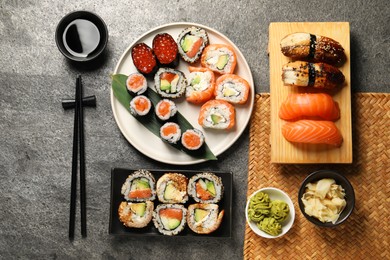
111,22,254,165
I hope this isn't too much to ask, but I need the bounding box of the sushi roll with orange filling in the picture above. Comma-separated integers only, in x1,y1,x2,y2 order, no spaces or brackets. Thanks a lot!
201,44,237,74
181,129,205,151
186,66,215,104
177,27,209,63
129,95,152,116
214,74,250,104
154,68,187,99
118,201,154,228
160,122,181,144
198,100,235,130
121,170,156,202
153,204,187,236
155,99,177,121
188,172,224,203
126,73,148,95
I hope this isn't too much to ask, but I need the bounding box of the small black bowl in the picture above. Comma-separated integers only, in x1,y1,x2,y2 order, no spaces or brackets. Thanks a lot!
55,11,108,62
298,170,355,227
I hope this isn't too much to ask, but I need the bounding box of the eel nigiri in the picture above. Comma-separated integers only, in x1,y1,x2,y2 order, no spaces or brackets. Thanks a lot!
282,61,345,89
282,120,343,147
280,32,346,66
279,93,340,121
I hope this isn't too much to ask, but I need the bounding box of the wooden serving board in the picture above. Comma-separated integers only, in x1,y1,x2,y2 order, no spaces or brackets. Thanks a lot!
269,22,352,163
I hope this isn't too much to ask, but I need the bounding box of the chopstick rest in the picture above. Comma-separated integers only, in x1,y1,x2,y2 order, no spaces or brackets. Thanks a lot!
63,75,96,240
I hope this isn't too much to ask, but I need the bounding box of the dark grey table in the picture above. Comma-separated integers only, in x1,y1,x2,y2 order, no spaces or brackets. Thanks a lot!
1,1,388,259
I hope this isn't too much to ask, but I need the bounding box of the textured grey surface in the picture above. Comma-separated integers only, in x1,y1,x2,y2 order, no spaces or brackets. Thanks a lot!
0,0,389,259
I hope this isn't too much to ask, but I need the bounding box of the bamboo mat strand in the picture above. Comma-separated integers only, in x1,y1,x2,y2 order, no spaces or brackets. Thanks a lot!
244,93,390,260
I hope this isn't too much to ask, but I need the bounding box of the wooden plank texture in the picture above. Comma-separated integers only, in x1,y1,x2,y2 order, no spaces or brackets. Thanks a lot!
269,22,352,163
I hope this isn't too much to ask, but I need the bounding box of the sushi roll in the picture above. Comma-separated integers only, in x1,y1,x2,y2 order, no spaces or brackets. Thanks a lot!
118,201,154,228
126,73,148,95
153,33,180,68
214,74,250,104
181,129,205,151
153,204,187,236
155,99,177,121
129,95,152,116
156,173,188,203
154,68,187,99
121,170,156,202
177,26,209,63
131,42,158,77
188,172,224,203
187,203,224,234
198,100,235,130
160,122,181,144
201,44,237,74
186,66,215,104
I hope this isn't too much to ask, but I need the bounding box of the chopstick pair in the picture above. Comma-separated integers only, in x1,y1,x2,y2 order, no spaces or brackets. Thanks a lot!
63,75,96,240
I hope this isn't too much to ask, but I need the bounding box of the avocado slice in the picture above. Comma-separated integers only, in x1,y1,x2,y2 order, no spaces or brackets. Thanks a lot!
180,36,193,52
134,179,150,189
191,75,201,86
206,180,216,196
211,114,224,125
216,54,229,70
194,208,209,222
161,216,181,230
130,203,146,217
223,86,239,97
164,183,179,200
160,79,171,91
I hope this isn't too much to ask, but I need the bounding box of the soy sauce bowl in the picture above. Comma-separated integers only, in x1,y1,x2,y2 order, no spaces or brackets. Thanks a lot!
55,11,108,62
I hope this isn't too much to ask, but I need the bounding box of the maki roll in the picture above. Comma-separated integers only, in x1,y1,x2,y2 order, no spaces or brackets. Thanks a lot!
126,73,148,95
131,42,158,77
160,122,181,144
214,74,250,104
118,201,154,228
186,66,215,104
177,26,209,63
154,68,187,99
201,44,237,74
181,129,204,151
188,172,224,203
152,33,179,68
129,95,152,116
198,100,235,130
155,99,177,121
156,173,188,203
121,170,156,202
187,203,224,234
153,204,187,236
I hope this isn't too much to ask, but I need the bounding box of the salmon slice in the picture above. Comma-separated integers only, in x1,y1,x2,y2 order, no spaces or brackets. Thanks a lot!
159,208,183,220
282,120,343,147
195,182,214,200
129,189,152,199
279,93,340,121
134,97,150,112
186,38,203,58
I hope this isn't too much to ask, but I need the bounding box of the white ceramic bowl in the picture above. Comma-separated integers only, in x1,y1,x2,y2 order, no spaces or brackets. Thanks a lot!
245,187,295,238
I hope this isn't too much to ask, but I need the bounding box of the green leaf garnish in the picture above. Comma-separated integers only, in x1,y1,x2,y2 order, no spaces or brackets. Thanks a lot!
111,74,217,161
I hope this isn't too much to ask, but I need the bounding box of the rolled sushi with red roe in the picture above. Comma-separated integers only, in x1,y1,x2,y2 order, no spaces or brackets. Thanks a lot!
181,128,205,151
129,95,152,116
187,172,224,203
177,27,209,63
153,33,180,68
154,68,187,99
131,42,158,77
155,99,177,121
160,122,181,144
121,170,156,202
153,204,187,236
126,73,148,95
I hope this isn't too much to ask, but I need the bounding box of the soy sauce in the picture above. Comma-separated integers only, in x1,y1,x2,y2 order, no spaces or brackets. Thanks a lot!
62,19,100,58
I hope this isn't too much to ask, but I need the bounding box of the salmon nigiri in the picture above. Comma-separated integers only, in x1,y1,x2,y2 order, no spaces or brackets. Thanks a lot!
282,120,343,147
279,93,340,121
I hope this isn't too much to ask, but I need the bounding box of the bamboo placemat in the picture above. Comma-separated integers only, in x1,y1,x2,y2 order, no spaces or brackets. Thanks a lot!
244,93,390,259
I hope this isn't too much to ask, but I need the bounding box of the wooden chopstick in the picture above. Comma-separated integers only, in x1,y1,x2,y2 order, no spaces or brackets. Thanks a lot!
78,75,87,237
69,76,80,240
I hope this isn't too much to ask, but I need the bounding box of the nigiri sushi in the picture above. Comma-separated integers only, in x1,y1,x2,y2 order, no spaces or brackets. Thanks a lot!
279,93,340,121
282,120,343,147
186,66,215,104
